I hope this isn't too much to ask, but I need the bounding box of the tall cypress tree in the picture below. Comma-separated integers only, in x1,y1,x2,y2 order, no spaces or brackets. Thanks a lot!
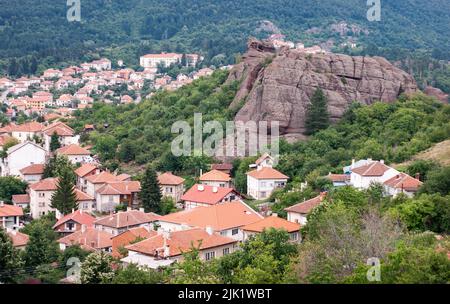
50,131,61,152
139,166,162,213
304,88,330,135
50,168,78,215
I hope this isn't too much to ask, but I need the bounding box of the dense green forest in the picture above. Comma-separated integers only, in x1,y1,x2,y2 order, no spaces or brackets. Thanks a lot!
1,0,449,81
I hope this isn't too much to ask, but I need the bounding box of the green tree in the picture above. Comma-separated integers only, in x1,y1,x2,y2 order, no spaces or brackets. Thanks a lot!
419,166,450,196
43,155,75,181
49,131,61,152
112,264,164,284
139,166,162,213
305,88,330,135
0,176,28,203
80,251,115,284
406,159,439,182
24,221,60,267
0,228,24,283
50,168,78,215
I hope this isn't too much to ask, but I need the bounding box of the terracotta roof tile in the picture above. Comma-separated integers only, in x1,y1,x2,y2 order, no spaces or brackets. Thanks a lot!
58,227,112,249
181,184,238,205
327,173,350,183
75,189,94,201
383,173,423,192
0,204,24,217
199,169,231,182
30,177,58,191
12,194,30,204
125,228,237,257
56,144,91,155
157,172,185,185
351,161,391,176
242,216,301,233
7,230,29,247
247,167,289,180
74,163,98,178
96,181,141,195
284,193,327,215
159,201,262,230
53,210,96,229
85,171,123,184
11,121,44,133
19,164,45,175
94,210,161,229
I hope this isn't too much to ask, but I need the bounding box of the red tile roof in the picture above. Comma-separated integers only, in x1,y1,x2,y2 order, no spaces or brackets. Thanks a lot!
125,228,237,257
242,216,301,233
181,184,238,205
199,169,231,182
30,178,58,191
327,173,350,183
74,163,98,178
0,204,24,217
75,189,94,201
159,201,262,230
255,153,273,165
247,167,289,180
12,194,30,204
85,171,123,184
7,230,29,247
58,227,113,250
42,122,74,136
157,172,185,185
56,144,91,155
284,193,327,215
94,210,161,229
383,173,423,192
53,210,96,229
11,121,44,133
19,164,45,175
96,181,141,195
351,161,391,176
111,227,157,258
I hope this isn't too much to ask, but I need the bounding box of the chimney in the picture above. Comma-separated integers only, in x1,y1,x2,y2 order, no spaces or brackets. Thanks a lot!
139,208,145,213
197,185,204,191
1,201,5,207
380,159,384,164
127,207,132,212
205,226,214,235
212,186,218,193
81,224,86,233
271,213,278,217
351,159,355,169
415,173,420,181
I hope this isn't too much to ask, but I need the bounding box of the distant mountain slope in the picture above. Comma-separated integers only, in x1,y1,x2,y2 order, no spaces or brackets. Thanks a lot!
0,0,449,74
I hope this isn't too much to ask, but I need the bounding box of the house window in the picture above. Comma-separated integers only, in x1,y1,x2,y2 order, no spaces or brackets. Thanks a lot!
109,195,114,201
166,187,173,193
290,232,299,241
220,183,225,187
229,195,236,201
232,228,239,235
39,193,45,198
220,231,227,236
83,202,89,209
261,182,267,187
260,191,266,198
38,202,45,207
223,248,230,255
66,222,75,231
205,251,215,261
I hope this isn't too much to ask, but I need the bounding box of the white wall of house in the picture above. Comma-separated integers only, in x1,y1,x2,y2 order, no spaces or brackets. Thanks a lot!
11,131,40,143
350,168,399,189
286,211,307,225
160,184,184,203
247,176,287,200
184,192,240,210
30,189,55,219
95,193,120,213
0,215,20,229
65,154,94,164
200,180,231,188
384,186,415,198
20,173,42,184
1,143,46,177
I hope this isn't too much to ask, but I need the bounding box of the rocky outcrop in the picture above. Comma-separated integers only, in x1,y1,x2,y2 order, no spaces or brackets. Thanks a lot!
424,86,449,103
226,39,418,141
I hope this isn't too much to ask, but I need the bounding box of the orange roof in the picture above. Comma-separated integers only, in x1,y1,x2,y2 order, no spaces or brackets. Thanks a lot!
75,189,94,201
327,173,350,183
0,204,24,217
30,177,58,191
158,172,185,185
96,181,141,195
247,167,289,180
44,113,62,121
199,169,231,182
383,173,423,192
181,184,238,205
0,134,13,146
12,194,30,204
11,121,44,133
351,161,391,176
19,164,45,175
7,231,29,247
74,163,98,177
53,210,95,229
42,122,74,136
125,228,237,257
111,227,157,258
159,201,262,230
58,227,113,250
56,144,91,155
0,123,16,133
94,210,161,229
284,193,327,215
242,216,301,233
255,153,273,165
85,171,123,184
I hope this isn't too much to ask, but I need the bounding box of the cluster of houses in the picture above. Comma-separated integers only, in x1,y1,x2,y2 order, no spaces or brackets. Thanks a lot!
0,117,424,272
267,34,328,54
0,54,217,120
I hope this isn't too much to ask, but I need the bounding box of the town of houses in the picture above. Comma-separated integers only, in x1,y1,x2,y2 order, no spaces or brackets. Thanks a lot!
0,109,424,272
0,53,220,120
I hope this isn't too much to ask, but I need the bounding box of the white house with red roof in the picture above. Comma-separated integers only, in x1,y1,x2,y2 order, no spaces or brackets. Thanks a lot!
84,171,130,199
53,209,96,236
9,121,44,142
285,193,327,225
157,172,185,203
42,122,79,152
58,226,113,252
181,184,242,210
199,169,232,188
0,202,23,229
383,172,423,198
75,163,100,192
7,229,29,250
0,141,46,177
95,181,141,212
19,163,45,184
94,209,160,236
350,160,399,189
122,228,237,269
12,194,30,209
246,167,288,200
140,53,183,69
242,215,301,243
55,144,93,164
157,201,263,241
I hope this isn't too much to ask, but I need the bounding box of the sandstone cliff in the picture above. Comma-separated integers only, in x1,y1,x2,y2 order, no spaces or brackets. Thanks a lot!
227,39,418,141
